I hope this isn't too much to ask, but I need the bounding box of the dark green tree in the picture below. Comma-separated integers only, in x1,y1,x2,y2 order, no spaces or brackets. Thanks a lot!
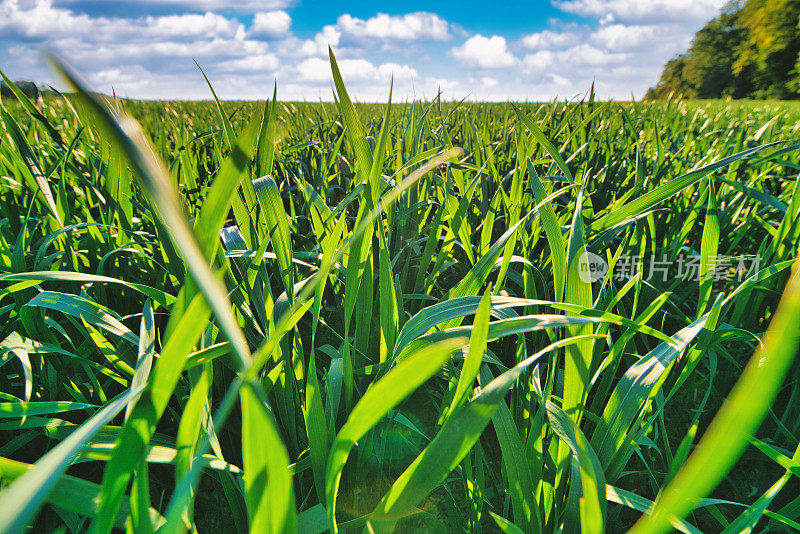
683,13,749,98
645,56,692,99
647,0,800,100
734,0,800,98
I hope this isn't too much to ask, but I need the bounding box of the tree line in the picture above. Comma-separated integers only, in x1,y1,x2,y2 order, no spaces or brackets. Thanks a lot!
646,0,800,100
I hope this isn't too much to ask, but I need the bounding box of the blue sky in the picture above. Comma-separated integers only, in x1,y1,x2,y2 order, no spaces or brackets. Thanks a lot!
0,0,729,101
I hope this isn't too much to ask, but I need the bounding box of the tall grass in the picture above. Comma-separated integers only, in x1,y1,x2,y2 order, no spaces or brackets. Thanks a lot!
0,51,798,533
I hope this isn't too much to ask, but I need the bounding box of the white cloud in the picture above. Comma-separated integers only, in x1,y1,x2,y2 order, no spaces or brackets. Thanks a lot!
219,53,280,72
143,13,243,38
450,35,517,69
553,0,727,23
521,29,579,50
298,25,341,56
1,0,92,38
426,77,460,93
337,12,450,41
0,1,245,41
522,45,627,75
50,35,268,64
0,0,733,101
296,57,336,82
590,24,658,50
523,51,555,70
296,12,450,58
250,11,291,38
549,73,571,86
296,57,416,85
508,4,720,99
556,44,629,66
118,0,291,12
377,62,417,80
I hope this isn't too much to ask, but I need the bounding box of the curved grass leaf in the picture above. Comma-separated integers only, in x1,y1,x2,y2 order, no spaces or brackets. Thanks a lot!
325,339,465,532
0,386,143,533
592,142,781,233
629,260,800,534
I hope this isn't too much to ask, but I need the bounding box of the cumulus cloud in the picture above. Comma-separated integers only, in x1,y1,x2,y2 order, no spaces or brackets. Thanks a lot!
426,77,461,93
219,53,280,72
0,0,283,98
553,0,728,23
505,0,726,100
556,44,629,66
250,11,291,38
450,35,517,69
0,0,734,101
522,44,628,76
523,51,556,70
0,1,245,41
298,25,341,57
1,0,93,38
590,24,658,50
144,13,243,37
0,1,451,99
297,57,344,82
296,12,450,58
105,0,292,12
296,56,416,84
337,12,450,41
521,29,580,50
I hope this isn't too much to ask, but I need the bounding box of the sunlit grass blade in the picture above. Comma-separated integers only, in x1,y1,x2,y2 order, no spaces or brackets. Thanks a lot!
0,105,62,226
194,60,235,150
629,259,800,534
241,382,297,533
546,401,605,534
446,288,491,416
592,142,782,233
325,339,465,532
0,386,143,533
527,159,566,300
0,457,165,531
514,106,575,183
253,175,295,300
256,82,278,177
369,336,598,528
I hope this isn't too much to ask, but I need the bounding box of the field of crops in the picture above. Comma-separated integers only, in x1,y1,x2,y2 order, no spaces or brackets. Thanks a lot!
1,54,799,533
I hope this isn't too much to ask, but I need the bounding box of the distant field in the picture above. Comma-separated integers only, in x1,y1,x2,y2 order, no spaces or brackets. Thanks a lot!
1,60,799,534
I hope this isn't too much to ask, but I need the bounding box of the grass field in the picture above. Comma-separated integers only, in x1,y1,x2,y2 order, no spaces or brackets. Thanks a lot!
0,54,799,533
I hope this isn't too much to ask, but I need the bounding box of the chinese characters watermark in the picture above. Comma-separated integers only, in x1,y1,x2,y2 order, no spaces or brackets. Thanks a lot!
578,252,762,283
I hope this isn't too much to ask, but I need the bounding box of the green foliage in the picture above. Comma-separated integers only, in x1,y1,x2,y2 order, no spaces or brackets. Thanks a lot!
647,0,800,100
0,53,799,534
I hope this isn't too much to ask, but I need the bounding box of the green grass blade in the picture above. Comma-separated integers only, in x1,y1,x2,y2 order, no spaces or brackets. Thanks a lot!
546,401,605,534
256,82,278,177
253,175,294,301
447,289,491,416
629,260,800,534
194,60,235,150
370,336,597,527
527,159,566,300
0,387,143,533
514,106,574,183
592,142,782,233
0,69,62,146
325,339,465,532
0,457,165,531
241,382,297,533
328,47,373,185
697,177,719,315
0,105,62,226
